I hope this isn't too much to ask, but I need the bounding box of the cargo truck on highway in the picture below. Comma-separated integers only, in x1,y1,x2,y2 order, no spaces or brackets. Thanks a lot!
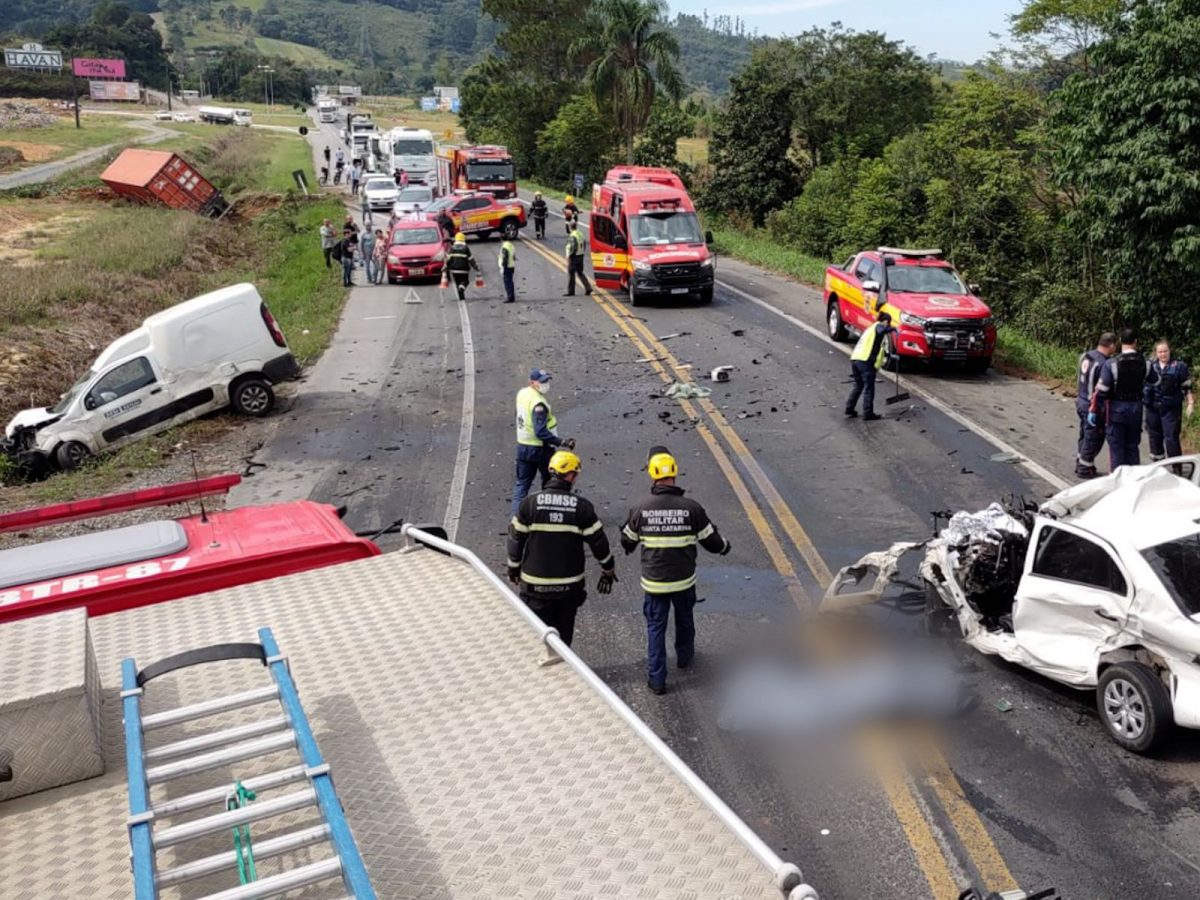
389,126,436,185
589,165,715,306
317,97,338,122
197,105,251,126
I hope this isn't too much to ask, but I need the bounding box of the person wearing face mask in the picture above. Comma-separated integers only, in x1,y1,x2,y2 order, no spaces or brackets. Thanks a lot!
1145,339,1194,461
512,369,575,515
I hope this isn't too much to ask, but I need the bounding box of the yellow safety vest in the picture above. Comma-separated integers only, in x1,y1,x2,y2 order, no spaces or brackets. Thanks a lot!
499,240,515,269
851,325,891,370
515,386,557,446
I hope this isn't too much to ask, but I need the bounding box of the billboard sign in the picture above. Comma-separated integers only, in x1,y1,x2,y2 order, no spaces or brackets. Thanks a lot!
420,96,438,112
89,80,141,101
4,42,63,70
73,58,126,78
433,85,458,100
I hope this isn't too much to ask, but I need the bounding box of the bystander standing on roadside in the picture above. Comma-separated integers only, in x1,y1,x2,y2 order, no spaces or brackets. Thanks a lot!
323,146,331,167
349,162,361,195
319,218,335,270
360,227,377,286
361,191,373,228
339,232,358,288
372,229,388,284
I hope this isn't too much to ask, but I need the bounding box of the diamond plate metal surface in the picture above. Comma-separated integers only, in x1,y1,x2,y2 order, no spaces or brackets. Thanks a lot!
1,549,782,899
0,608,104,800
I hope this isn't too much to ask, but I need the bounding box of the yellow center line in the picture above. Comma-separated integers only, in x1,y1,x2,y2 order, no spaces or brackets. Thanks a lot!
520,236,1010,896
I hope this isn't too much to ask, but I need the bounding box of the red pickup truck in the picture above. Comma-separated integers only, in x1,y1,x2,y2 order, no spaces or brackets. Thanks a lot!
824,248,996,372
424,191,527,240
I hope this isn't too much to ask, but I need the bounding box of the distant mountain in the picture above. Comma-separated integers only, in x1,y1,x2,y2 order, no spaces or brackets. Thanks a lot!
3,1,760,95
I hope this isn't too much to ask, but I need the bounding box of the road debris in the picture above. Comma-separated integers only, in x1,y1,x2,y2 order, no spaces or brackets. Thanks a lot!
656,331,692,341
990,451,1023,464
663,381,712,399
995,698,1014,713
711,366,733,383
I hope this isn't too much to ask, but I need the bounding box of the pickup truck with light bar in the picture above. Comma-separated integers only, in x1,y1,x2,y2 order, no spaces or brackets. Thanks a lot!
423,190,526,240
824,248,996,372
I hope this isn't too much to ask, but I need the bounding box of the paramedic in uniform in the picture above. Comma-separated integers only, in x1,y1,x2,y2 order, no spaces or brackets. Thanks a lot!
1145,339,1194,461
622,448,730,695
1088,328,1159,469
1074,332,1116,479
507,450,616,646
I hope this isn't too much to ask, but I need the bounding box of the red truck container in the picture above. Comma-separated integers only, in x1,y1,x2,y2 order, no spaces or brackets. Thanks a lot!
101,148,228,217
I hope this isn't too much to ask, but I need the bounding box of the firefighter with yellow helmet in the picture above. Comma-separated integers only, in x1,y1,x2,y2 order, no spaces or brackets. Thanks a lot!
446,231,478,301
507,448,616,646
621,446,730,694
563,194,579,235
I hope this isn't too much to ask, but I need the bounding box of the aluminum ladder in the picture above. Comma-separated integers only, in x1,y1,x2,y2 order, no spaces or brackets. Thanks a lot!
121,627,376,900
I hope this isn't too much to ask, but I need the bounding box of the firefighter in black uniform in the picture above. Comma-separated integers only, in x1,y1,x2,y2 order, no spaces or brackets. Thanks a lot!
507,449,616,646
530,191,548,239
446,232,477,301
621,447,730,695
1088,327,1159,470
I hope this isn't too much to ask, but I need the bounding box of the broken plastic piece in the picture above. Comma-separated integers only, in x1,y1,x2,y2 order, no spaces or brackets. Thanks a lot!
711,366,733,383
990,451,1023,464
663,381,711,400
994,698,1014,713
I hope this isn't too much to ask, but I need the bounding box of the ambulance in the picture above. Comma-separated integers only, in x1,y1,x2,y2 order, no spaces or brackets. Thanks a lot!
589,166,715,306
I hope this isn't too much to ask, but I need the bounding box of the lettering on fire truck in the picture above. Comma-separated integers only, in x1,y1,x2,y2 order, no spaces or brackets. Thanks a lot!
0,556,192,607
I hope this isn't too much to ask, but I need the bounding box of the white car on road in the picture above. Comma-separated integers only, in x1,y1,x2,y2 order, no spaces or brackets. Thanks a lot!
362,176,399,211
826,458,1200,753
393,185,434,216
171,112,196,123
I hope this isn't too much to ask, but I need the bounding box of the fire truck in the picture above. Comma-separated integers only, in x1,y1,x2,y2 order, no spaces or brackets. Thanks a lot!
435,144,517,198
589,166,715,306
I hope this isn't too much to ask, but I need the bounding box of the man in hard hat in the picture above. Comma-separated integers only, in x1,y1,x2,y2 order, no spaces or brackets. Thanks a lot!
507,449,616,646
530,191,548,239
563,194,579,235
512,368,571,515
446,232,478,301
621,446,730,695
564,221,592,296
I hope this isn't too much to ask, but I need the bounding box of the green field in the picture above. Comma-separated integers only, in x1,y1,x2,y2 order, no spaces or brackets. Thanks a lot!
0,119,145,172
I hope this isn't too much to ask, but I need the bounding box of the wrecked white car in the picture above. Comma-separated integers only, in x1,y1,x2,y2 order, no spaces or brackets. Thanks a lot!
825,458,1200,753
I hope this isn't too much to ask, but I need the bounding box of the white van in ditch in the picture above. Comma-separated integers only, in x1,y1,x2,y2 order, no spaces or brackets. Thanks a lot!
3,283,299,473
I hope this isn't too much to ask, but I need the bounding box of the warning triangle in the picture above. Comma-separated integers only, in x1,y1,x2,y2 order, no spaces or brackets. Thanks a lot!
403,286,423,304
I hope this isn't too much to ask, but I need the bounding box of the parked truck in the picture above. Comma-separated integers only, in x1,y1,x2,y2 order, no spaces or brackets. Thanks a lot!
197,105,251,126
435,144,517,198
100,149,228,217
317,97,338,122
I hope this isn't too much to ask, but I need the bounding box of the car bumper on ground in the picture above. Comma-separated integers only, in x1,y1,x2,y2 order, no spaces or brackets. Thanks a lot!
894,322,996,360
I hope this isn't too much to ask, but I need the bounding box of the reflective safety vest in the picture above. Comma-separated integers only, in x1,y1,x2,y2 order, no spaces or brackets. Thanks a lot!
567,229,585,258
515,386,557,446
499,240,515,270
851,324,891,370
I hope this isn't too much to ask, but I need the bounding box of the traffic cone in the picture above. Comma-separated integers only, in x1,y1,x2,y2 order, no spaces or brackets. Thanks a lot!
475,275,485,289
440,270,449,290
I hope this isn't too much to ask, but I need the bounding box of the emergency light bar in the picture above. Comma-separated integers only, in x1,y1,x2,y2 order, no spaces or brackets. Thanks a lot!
878,247,943,258
0,474,241,533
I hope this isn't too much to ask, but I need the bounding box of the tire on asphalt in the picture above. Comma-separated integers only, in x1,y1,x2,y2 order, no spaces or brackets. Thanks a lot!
966,356,992,375
698,286,714,305
230,376,276,418
500,218,519,240
1097,661,1173,753
55,440,91,471
630,282,644,307
827,298,848,342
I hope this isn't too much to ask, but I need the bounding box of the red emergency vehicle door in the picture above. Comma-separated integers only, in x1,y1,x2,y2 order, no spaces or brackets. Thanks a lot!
589,211,627,290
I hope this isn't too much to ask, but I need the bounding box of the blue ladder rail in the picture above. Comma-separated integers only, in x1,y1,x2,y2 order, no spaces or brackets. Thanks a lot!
122,626,376,900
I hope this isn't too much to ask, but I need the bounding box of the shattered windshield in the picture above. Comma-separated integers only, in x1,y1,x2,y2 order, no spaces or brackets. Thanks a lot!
887,265,965,294
52,371,94,414
1142,533,1200,616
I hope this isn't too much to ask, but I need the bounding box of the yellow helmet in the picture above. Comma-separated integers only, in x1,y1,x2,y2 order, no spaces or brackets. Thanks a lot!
647,452,678,480
565,195,574,204
548,450,581,476
454,232,466,242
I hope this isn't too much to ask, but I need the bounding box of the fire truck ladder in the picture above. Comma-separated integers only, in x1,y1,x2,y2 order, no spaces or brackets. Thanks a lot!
121,627,376,900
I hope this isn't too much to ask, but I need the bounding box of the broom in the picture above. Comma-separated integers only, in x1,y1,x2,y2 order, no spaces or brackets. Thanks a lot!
886,361,910,405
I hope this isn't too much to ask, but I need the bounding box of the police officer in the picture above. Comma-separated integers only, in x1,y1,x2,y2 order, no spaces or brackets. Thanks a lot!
1074,333,1116,479
1088,328,1160,469
446,232,477,301
563,195,579,236
845,309,896,420
564,224,592,296
507,450,616,646
530,191,548,239
512,368,571,515
621,447,730,695
498,235,517,303
1145,339,1194,461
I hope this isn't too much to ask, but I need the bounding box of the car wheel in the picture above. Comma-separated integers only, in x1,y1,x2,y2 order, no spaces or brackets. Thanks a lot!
55,440,91,471
882,334,900,372
966,356,992,375
827,299,848,341
231,377,275,418
630,282,644,307
1098,662,1172,753
698,286,714,305
501,218,519,240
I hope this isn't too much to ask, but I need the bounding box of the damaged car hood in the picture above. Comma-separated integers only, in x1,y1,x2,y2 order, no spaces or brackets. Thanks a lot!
5,407,59,440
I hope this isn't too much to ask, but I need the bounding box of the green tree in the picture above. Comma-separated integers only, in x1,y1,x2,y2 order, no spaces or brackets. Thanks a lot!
1052,0,1200,351
47,2,171,90
1009,0,1120,75
573,0,684,164
702,43,801,225
536,93,621,187
634,97,692,169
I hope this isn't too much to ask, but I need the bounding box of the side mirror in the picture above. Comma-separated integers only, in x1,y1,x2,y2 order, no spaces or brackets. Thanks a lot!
84,396,96,411
705,230,714,245
968,283,980,294
862,280,881,294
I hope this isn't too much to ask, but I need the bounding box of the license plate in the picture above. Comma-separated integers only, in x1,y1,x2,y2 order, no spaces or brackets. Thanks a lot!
409,268,425,276
671,287,689,294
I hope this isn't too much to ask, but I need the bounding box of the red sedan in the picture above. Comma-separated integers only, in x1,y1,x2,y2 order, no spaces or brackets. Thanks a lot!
386,217,447,284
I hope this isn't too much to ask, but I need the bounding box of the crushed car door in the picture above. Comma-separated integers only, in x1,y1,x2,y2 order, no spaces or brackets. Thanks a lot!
1012,521,1134,685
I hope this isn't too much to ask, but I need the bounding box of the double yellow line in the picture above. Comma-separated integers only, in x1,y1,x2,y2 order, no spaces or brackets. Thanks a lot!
519,236,1018,897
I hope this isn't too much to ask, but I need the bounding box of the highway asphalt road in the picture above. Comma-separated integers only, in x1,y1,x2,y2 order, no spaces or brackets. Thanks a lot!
236,125,1200,899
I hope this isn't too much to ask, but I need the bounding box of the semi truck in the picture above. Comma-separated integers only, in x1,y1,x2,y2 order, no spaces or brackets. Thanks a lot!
197,105,252,126
389,126,436,185
317,97,338,122
435,144,517,198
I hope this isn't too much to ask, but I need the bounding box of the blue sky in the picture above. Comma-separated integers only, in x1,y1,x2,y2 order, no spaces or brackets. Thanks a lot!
671,0,1026,62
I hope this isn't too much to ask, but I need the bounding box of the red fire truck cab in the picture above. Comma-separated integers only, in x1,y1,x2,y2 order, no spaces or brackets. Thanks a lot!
0,475,384,623
435,144,517,199
589,166,715,306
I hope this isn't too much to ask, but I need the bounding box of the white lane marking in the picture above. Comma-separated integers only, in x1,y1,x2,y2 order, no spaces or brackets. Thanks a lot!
444,294,476,542
715,278,1070,492
363,315,397,320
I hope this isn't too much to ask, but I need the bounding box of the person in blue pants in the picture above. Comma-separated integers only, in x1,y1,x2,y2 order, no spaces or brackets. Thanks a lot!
622,447,731,695
1074,333,1116,478
1089,328,1159,470
1145,339,1194,461
512,369,574,516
